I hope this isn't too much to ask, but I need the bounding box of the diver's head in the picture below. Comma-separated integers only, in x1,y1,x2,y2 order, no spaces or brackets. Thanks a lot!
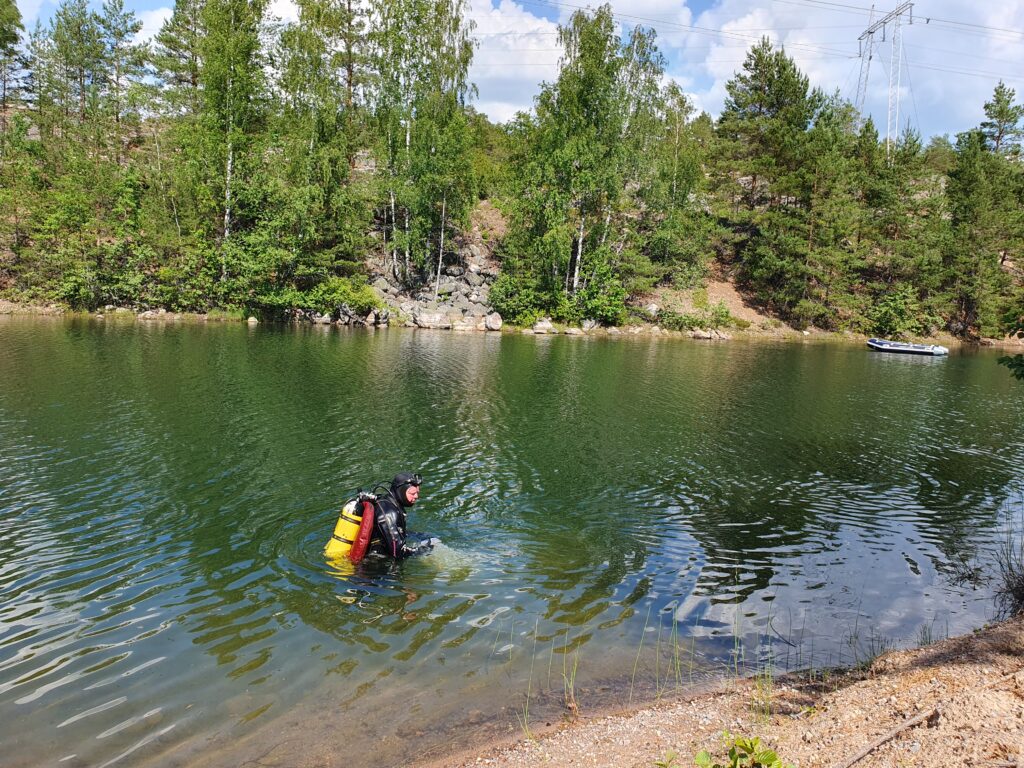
390,472,421,507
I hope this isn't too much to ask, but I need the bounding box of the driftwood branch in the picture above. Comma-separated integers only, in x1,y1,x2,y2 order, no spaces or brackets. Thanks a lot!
982,668,1024,691
830,708,939,768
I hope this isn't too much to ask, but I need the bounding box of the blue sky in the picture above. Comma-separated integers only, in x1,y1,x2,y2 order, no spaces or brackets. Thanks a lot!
15,0,1024,140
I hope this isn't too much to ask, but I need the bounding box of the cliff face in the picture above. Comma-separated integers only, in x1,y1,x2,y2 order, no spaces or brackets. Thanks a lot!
365,201,506,330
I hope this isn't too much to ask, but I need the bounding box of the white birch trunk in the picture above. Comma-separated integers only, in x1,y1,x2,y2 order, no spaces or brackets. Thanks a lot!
389,188,398,277
224,138,233,241
153,126,181,238
571,214,584,295
434,194,447,301
404,119,411,272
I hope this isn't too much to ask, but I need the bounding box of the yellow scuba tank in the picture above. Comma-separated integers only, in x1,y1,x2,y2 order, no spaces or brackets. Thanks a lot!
324,500,363,559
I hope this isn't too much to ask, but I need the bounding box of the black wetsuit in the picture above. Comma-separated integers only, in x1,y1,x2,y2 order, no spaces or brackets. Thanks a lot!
368,474,433,559
369,493,416,559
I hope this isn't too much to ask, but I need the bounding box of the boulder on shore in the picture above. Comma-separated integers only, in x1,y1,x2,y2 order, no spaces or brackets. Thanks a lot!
485,312,503,331
414,312,451,330
533,318,556,334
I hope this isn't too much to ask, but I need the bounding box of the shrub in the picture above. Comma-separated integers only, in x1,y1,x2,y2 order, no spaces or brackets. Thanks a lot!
252,276,380,318
572,261,627,326
489,272,543,326
306,277,379,315
658,302,737,331
870,284,922,338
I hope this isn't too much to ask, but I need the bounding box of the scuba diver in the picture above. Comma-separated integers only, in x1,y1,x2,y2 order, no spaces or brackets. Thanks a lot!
325,472,437,563
369,472,436,559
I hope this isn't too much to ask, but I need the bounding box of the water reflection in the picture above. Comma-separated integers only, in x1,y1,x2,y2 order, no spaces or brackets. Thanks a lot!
0,318,1022,768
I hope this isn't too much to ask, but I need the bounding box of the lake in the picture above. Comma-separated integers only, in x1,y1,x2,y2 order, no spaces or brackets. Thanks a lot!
1,317,1021,767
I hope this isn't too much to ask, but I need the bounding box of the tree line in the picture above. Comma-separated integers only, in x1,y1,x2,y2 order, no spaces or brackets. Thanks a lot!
0,0,1022,339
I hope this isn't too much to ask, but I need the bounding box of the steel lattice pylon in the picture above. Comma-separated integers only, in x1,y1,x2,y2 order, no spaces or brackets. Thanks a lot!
853,2,913,159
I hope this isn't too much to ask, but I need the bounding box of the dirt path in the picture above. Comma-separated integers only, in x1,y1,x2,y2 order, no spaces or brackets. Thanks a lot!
424,616,1024,768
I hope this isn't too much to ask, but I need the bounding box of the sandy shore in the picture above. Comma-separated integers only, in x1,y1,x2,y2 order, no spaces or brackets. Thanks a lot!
422,615,1024,768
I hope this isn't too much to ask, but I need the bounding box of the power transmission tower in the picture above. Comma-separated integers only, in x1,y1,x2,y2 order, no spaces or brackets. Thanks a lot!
853,5,876,123
854,2,913,159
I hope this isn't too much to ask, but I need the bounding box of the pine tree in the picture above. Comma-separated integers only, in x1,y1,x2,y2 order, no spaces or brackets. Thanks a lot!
0,0,22,128
151,0,204,115
99,0,145,163
981,81,1024,155
715,38,824,322
945,130,1005,336
50,0,105,123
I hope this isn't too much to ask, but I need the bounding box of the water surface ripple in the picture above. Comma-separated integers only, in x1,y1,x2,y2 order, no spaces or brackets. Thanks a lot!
0,318,1021,767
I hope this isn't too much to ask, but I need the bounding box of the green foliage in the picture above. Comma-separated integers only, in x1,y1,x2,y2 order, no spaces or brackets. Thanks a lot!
572,259,627,325
1000,320,1024,381
995,530,1024,617
253,277,379,316
981,81,1024,155
658,301,735,331
869,284,922,338
695,736,792,768
489,272,543,326
1000,354,1024,380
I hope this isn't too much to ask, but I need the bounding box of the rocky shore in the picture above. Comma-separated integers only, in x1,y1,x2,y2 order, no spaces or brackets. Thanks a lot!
423,615,1024,768
3,296,1019,349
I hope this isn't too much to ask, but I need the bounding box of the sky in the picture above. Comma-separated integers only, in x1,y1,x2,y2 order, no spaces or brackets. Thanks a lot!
14,0,1024,141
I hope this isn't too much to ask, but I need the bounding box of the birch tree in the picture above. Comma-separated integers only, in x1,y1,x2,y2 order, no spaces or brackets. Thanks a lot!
370,0,474,284
199,0,266,270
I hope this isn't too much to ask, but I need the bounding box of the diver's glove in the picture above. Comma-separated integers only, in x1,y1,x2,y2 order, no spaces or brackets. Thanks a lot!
404,535,439,555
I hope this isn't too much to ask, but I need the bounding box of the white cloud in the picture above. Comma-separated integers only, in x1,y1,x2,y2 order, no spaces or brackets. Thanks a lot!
135,7,173,45
15,0,46,28
680,0,1024,139
467,0,561,123
267,0,300,24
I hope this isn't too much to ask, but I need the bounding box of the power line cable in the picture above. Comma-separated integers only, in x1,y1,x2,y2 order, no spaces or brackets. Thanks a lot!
902,47,922,136
516,0,857,59
776,0,1024,38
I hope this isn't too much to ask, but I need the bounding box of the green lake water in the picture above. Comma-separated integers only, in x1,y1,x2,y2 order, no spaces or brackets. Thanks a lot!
1,317,1022,767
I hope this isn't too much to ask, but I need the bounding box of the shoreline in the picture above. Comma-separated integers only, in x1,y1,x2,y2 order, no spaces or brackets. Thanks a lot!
3,299,1021,350
420,614,1024,768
